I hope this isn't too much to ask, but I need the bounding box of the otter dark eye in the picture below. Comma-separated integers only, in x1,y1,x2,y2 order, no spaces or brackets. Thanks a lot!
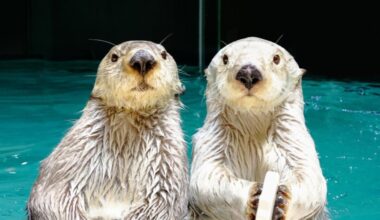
222,54,229,65
161,51,167,60
111,54,119,62
273,54,280,65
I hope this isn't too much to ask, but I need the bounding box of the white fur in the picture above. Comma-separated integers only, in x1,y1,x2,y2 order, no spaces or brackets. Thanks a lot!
190,37,327,220
28,41,188,220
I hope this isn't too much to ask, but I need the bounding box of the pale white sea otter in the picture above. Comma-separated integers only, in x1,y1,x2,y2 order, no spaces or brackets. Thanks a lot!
28,41,188,220
190,37,327,220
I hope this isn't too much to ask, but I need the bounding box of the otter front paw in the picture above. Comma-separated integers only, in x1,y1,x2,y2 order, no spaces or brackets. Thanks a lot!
272,185,291,220
247,183,263,220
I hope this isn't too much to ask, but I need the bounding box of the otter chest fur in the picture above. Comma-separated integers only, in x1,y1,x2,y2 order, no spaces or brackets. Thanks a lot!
80,101,185,219
221,109,283,182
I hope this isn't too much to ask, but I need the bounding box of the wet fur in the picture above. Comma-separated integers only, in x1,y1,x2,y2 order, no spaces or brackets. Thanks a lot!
28,41,188,220
190,37,327,220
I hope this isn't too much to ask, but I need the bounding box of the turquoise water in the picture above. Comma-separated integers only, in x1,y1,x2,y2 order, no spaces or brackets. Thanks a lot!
0,61,379,219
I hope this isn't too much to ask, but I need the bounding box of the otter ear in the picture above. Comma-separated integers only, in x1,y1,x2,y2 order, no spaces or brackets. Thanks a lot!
295,68,306,79
300,68,307,76
204,68,210,77
204,67,214,82
294,68,306,87
205,66,218,83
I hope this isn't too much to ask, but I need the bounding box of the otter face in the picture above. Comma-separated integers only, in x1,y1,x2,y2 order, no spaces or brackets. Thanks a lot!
206,37,304,112
93,41,181,110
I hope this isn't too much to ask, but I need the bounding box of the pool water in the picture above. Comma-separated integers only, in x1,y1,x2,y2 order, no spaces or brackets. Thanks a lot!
0,61,379,219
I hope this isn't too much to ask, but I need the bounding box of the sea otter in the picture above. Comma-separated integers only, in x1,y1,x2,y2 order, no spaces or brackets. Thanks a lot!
28,41,188,220
190,37,327,220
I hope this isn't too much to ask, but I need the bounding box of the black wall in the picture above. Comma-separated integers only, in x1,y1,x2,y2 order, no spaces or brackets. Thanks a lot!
1,1,379,80
213,1,380,80
1,0,198,64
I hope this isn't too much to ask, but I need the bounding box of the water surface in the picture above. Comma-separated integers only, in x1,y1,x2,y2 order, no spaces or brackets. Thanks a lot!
0,61,379,219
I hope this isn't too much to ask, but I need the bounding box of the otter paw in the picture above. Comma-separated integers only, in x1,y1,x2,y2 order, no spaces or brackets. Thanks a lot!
247,183,263,220
272,185,291,220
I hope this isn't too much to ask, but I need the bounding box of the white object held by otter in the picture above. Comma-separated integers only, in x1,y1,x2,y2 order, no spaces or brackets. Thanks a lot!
190,37,328,220
27,40,188,220
256,171,280,220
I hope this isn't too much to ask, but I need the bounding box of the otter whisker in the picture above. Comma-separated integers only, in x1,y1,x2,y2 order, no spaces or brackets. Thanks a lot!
159,33,174,45
179,69,191,77
179,65,187,71
84,74,97,78
89,38,117,46
177,65,193,77
275,34,284,44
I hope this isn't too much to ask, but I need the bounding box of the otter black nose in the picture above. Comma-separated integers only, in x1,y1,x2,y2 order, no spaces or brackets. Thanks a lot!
129,50,156,76
235,64,263,90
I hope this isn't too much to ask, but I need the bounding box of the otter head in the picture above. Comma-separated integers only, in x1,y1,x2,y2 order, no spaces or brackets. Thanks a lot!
92,41,182,111
206,37,305,112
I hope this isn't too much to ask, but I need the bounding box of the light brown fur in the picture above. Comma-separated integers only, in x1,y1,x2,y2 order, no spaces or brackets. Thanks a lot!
28,41,188,220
